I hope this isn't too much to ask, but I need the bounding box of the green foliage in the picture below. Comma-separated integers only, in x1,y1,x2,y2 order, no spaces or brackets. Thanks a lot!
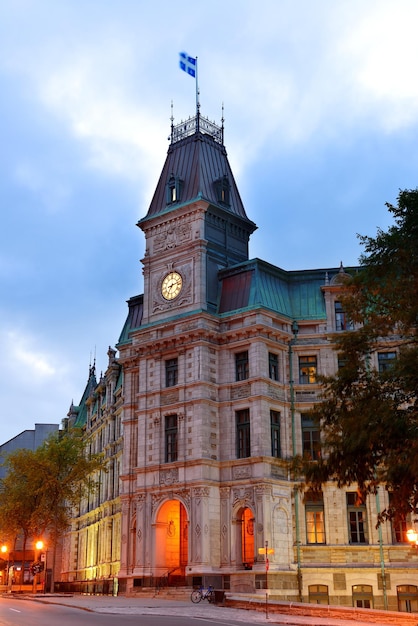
303,189,418,523
0,428,105,544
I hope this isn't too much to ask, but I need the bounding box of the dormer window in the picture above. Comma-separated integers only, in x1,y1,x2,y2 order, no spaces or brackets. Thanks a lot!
215,175,230,206
167,174,183,205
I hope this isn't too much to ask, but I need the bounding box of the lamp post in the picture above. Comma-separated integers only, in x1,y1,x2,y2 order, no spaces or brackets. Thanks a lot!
289,320,302,602
258,541,274,618
265,540,268,618
33,540,44,594
1,545,8,591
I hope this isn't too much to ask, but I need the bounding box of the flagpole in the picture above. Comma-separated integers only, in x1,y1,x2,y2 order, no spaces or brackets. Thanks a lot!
195,56,199,132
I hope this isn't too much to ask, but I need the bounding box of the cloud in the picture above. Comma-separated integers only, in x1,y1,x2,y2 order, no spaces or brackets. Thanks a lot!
2,329,57,380
340,3,418,131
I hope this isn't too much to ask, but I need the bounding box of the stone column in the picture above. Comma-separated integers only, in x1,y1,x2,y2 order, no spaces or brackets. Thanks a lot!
255,485,273,564
191,486,211,567
220,487,231,567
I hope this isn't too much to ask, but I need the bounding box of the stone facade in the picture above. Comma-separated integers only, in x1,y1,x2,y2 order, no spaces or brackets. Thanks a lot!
60,348,123,590
62,112,418,612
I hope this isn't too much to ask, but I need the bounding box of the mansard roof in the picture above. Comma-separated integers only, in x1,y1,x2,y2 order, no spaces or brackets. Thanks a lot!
118,294,143,345
140,113,253,226
218,259,357,321
117,261,357,345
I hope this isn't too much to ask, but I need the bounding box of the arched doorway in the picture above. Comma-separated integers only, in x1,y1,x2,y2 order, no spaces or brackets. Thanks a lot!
155,500,188,579
240,507,255,569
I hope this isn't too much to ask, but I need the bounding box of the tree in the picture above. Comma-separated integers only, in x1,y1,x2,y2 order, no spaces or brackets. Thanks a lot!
0,428,105,590
303,188,418,523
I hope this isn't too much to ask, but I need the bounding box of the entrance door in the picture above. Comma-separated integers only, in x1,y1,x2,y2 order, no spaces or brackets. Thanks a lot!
241,507,255,569
155,500,188,578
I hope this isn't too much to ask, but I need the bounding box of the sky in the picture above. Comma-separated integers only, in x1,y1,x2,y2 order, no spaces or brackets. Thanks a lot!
1,0,418,445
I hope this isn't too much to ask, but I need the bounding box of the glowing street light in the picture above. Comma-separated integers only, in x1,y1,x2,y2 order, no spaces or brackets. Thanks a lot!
407,528,418,548
0,545,8,589
33,540,44,594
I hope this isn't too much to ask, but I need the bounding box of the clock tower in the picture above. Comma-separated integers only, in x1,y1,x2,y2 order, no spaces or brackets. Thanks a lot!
138,112,257,325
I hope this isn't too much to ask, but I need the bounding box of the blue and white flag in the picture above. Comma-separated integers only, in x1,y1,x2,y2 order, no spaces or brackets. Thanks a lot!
179,52,196,78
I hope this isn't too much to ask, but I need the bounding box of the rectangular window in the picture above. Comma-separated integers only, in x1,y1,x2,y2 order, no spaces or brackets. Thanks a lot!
390,494,409,543
378,351,396,373
337,356,347,370
305,491,325,544
301,415,321,460
334,301,353,331
392,518,408,544
347,492,368,544
165,414,178,462
165,358,178,387
268,352,279,381
299,355,317,384
236,409,251,458
270,410,281,457
235,351,249,381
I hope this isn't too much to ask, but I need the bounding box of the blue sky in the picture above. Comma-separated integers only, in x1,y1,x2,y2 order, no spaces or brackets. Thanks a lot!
1,0,418,444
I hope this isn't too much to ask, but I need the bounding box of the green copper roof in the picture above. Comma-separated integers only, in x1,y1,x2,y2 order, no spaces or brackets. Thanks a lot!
219,259,349,320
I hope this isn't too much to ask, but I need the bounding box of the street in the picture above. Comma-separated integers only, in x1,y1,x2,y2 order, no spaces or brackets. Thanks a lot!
0,596,282,626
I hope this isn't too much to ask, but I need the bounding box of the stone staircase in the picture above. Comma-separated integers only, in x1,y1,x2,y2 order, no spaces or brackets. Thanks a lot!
130,586,192,600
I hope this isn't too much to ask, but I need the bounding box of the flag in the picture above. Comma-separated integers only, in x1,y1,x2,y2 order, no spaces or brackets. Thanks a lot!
179,52,196,78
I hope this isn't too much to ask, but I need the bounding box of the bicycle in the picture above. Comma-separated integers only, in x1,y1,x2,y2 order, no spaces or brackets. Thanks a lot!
191,585,214,603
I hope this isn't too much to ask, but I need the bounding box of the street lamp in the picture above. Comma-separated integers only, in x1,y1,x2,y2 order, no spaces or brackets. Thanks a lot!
33,540,44,594
258,541,274,618
1,545,8,590
407,529,418,548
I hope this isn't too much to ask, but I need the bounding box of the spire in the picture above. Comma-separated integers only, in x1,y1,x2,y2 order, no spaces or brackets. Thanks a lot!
142,119,256,228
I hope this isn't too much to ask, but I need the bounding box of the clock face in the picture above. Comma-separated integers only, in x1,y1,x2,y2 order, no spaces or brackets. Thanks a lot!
161,271,183,300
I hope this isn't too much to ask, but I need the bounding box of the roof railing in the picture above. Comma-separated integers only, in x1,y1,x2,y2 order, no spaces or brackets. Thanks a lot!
171,113,223,145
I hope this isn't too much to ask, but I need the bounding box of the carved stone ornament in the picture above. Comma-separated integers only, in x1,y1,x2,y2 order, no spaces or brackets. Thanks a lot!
153,220,192,253
151,493,166,515
192,486,210,499
232,486,254,507
159,467,179,485
232,465,252,480
174,488,191,508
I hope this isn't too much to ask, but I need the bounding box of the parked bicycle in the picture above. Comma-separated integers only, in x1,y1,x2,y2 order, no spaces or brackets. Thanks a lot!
191,585,214,603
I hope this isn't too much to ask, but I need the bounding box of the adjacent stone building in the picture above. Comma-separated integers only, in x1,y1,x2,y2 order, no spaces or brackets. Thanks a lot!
62,110,418,611
59,349,123,593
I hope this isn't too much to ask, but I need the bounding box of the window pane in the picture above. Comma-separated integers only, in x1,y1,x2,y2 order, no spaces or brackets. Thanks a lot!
165,414,178,462
270,410,280,457
165,358,178,387
236,351,249,381
299,356,317,384
306,510,325,543
302,416,320,460
269,353,279,381
378,352,396,373
347,493,368,543
236,409,250,458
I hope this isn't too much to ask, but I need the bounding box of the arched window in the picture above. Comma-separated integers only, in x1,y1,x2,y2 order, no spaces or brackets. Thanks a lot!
397,585,418,613
309,584,329,604
352,584,373,609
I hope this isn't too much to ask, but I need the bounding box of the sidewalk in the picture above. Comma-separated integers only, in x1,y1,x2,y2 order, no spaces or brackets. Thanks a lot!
26,593,398,626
